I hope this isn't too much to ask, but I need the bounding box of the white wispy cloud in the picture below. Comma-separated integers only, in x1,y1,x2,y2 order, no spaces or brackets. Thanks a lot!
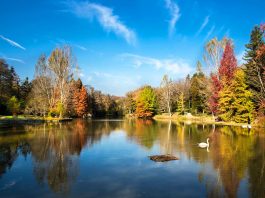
120,53,192,75
204,25,215,40
67,1,136,45
196,16,210,36
1,57,25,64
0,35,26,50
165,0,181,36
74,44,87,51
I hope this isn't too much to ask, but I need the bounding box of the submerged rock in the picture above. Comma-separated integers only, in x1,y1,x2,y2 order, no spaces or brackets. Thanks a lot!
149,155,179,162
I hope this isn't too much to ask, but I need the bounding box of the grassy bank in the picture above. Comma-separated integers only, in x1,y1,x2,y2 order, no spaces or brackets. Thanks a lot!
153,113,256,127
0,115,72,124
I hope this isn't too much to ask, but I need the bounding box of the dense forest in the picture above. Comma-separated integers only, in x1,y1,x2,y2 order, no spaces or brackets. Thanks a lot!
0,24,264,124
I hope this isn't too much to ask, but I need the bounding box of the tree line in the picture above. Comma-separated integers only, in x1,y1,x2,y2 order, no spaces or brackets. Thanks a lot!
0,24,264,123
124,24,265,124
0,46,123,118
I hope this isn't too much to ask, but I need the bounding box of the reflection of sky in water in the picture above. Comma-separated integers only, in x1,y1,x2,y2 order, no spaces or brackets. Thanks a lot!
0,120,264,197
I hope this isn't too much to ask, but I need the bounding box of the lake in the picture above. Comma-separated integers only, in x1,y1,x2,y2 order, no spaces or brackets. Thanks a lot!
0,119,264,198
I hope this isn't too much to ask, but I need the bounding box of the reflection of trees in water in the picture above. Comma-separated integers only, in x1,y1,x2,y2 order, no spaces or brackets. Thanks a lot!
27,119,123,193
206,126,255,197
0,136,31,178
248,133,265,198
28,123,81,193
123,120,264,198
124,119,160,149
0,144,18,177
0,119,124,193
0,120,264,196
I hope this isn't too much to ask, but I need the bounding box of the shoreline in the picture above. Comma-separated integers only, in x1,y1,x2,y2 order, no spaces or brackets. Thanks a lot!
153,114,261,128
0,116,73,125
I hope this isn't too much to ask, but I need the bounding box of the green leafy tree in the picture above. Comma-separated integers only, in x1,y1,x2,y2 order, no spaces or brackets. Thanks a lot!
218,69,254,123
7,96,20,116
190,62,208,114
136,86,157,118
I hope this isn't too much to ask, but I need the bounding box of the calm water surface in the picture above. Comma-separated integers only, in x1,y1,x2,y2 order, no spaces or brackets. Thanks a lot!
0,119,264,198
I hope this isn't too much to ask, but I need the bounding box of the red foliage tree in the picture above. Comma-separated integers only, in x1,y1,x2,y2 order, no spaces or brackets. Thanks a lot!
218,41,237,83
208,74,222,115
208,41,237,115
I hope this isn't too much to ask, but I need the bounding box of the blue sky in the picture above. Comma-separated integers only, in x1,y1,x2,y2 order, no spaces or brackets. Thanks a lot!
0,0,264,96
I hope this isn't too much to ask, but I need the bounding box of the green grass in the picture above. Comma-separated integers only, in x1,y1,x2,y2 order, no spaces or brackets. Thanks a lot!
153,113,256,127
0,115,72,122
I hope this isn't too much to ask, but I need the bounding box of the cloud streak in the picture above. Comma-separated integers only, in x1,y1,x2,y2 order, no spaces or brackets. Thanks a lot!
120,53,192,76
196,16,209,36
204,25,215,40
74,44,87,51
0,35,26,50
165,0,181,36
67,1,136,45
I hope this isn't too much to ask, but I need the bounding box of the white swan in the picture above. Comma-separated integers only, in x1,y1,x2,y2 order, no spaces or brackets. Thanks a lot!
242,125,251,129
198,138,209,148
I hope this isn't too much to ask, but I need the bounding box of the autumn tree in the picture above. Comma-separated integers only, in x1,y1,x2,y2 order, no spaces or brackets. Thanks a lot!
160,75,173,116
219,41,237,83
203,37,227,74
177,92,184,114
48,46,76,118
75,86,89,117
29,54,54,115
218,69,254,123
136,86,157,118
208,41,237,116
125,92,136,114
208,74,222,115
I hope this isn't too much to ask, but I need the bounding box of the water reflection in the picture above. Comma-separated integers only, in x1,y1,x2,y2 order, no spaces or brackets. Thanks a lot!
0,119,264,197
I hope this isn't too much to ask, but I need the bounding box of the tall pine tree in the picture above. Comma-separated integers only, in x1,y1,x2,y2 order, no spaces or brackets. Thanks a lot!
243,26,265,106
190,61,208,114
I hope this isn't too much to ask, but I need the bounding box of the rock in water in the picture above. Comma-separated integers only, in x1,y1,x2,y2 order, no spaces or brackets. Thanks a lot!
149,155,179,162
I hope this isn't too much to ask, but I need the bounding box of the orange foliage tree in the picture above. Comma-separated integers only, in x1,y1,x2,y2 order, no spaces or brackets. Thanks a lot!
74,84,88,118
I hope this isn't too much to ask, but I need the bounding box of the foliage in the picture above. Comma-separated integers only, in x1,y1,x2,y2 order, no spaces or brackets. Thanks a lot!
219,41,237,83
177,92,184,114
75,86,89,117
218,69,254,123
125,92,136,114
190,62,209,114
136,86,157,118
208,74,222,114
7,96,20,116
243,26,265,107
